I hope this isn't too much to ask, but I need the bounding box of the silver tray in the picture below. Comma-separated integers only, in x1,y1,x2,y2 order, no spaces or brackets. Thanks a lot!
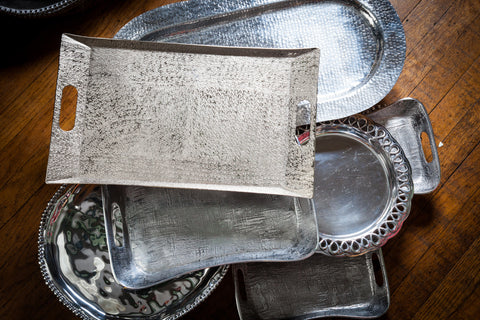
38,185,228,320
115,0,406,122
102,185,318,289
309,115,413,256
233,250,389,319
369,98,441,194
46,34,319,198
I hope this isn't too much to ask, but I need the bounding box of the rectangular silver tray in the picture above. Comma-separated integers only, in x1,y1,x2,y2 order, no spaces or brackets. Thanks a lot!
233,251,389,319
46,34,319,198
102,185,318,289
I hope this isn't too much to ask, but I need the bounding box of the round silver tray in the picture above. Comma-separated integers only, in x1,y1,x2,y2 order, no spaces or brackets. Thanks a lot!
310,115,413,256
38,185,228,320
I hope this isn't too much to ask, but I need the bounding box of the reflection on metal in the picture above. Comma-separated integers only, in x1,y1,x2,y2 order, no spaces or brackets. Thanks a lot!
38,185,228,320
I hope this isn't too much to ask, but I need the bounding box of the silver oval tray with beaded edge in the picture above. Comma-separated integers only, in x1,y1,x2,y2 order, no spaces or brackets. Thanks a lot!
115,0,406,123
38,185,228,320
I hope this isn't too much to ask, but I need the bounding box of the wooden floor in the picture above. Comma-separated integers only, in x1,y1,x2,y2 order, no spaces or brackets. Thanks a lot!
1,0,479,319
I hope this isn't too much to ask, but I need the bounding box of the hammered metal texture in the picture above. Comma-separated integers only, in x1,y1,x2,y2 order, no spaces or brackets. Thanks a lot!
369,98,441,194
102,185,318,289
312,115,413,256
38,185,229,320
46,34,319,198
115,0,406,122
233,251,389,319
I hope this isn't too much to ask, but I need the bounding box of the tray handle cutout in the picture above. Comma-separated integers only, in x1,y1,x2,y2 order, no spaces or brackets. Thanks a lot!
295,100,313,145
59,85,78,131
236,269,248,302
101,185,136,286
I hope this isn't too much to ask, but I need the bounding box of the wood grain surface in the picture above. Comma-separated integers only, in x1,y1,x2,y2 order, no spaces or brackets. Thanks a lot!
1,0,479,319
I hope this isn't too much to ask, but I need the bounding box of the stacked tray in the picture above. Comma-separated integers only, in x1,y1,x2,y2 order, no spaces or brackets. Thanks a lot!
39,0,441,319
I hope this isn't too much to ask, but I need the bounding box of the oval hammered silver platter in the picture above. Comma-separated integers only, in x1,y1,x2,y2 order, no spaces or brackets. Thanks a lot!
38,185,228,320
310,115,414,256
115,0,406,122
102,185,318,289
233,250,389,319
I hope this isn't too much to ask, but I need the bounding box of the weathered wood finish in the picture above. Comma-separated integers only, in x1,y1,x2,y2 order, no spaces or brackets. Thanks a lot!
0,0,479,319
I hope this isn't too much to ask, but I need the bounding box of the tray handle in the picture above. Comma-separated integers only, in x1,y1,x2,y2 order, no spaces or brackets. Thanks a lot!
101,185,136,286
369,98,441,194
46,34,92,183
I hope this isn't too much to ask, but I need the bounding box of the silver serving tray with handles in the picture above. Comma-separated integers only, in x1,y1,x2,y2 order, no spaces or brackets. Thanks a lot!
308,115,414,256
46,34,319,198
102,185,318,289
369,98,441,194
38,185,228,320
233,250,389,319
115,0,406,122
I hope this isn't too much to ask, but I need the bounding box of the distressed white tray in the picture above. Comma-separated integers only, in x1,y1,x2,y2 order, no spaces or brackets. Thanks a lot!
46,34,319,198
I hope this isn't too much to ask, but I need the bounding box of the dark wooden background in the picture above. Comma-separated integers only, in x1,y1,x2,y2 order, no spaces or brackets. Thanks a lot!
1,0,479,319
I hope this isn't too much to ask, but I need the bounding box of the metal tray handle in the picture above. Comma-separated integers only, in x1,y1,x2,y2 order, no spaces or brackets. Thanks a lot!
369,98,441,194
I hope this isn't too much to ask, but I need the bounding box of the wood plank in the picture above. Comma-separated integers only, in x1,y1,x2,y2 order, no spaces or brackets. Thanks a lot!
413,236,480,319
389,0,422,21
0,184,69,320
400,0,452,55
384,142,480,318
382,0,480,106
0,0,158,111
447,279,480,319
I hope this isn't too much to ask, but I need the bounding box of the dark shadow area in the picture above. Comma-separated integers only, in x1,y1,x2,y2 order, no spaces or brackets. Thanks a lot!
0,0,119,68
409,194,436,227
182,269,240,320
